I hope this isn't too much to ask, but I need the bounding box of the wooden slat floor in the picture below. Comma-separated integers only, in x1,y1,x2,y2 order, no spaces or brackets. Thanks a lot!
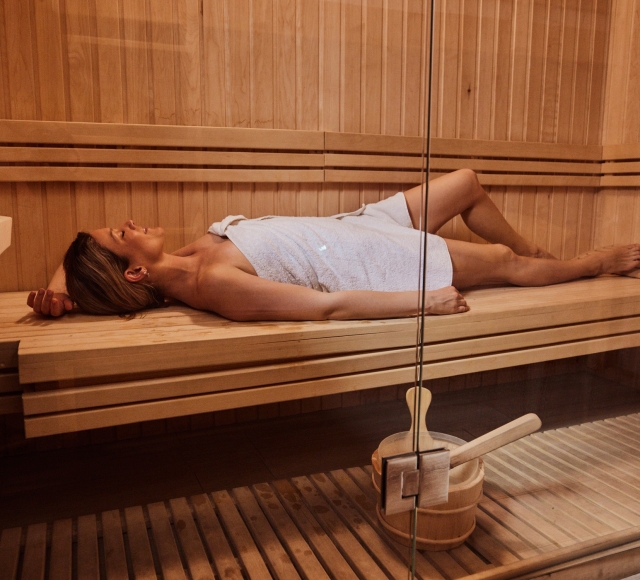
2,416,640,579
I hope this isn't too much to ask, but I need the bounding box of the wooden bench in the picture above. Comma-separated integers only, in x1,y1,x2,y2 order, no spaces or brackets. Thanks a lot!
2,120,640,440
2,276,640,438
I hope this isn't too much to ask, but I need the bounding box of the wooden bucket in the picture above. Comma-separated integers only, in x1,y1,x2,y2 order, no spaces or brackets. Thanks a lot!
372,432,484,551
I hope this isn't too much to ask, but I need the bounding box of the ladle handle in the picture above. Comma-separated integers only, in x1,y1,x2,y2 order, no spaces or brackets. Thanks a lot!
449,413,542,468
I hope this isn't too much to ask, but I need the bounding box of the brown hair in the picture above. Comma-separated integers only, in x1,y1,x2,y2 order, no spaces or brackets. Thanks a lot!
63,232,164,315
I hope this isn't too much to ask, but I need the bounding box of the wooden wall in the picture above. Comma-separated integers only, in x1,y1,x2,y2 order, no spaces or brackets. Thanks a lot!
0,0,612,292
595,0,640,247
591,0,640,385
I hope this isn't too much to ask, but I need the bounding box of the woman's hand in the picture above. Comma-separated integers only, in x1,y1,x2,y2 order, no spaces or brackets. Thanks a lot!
27,288,74,317
424,286,469,315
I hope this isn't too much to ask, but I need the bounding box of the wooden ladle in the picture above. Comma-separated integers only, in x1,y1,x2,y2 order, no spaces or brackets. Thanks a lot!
378,386,542,468
378,386,435,458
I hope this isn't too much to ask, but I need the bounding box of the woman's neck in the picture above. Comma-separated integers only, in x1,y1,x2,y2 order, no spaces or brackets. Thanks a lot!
147,252,202,302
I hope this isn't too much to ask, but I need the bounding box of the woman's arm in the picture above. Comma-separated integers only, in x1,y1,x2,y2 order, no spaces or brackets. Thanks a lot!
27,263,74,317
202,266,468,321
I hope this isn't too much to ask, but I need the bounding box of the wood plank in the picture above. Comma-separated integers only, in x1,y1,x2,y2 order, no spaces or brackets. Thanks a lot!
147,502,187,580
124,506,156,580
513,438,640,518
325,169,600,187
232,487,300,579
466,525,520,566
291,475,388,580
101,510,128,580
0,528,21,580
330,469,446,580
18,276,640,382
211,490,272,579
325,133,602,160
0,167,325,183
20,523,47,580
251,484,329,580
0,147,325,167
602,143,640,161
309,472,409,579
491,446,633,532
527,434,640,504
168,498,215,580
189,494,243,580
0,120,324,150
23,331,640,436
272,479,359,580
76,514,99,580
325,153,603,174
48,519,72,580
460,527,640,580
483,455,599,542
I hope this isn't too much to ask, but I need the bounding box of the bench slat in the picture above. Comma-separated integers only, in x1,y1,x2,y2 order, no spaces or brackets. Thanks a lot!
22,328,640,437
16,278,640,384
21,314,640,416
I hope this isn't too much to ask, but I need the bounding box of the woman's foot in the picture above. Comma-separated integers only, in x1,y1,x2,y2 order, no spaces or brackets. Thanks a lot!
573,245,640,275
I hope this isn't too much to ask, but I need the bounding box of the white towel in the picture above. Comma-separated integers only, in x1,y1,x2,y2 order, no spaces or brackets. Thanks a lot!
208,192,453,292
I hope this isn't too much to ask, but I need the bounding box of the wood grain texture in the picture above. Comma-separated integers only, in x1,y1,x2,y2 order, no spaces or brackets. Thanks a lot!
6,418,640,580
0,0,616,292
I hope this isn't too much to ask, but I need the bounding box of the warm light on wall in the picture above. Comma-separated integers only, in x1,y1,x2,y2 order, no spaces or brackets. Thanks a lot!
0,216,11,255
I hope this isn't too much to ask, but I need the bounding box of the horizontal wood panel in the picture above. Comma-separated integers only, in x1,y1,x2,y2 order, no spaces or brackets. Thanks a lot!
327,154,603,175
326,133,603,160
0,120,325,150
22,331,640,437
0,148,326,167
0,167,325,183
600,176,640,187
325,170,601,187
22,315,640,416
14,278,640,384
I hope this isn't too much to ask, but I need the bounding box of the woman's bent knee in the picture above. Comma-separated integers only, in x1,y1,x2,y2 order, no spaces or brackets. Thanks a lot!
490,243,518,266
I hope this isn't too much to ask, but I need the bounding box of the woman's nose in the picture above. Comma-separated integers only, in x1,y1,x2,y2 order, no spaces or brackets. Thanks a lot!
124,219,135,229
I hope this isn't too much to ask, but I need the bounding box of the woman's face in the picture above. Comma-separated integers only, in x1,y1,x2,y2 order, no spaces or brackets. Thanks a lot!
91,220,165,267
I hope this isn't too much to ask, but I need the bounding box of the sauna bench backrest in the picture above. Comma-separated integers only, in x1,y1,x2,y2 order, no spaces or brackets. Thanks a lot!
1,119,639,187
1,276,640,437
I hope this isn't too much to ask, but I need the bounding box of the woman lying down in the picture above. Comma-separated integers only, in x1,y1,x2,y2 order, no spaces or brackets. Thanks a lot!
28,169,640,321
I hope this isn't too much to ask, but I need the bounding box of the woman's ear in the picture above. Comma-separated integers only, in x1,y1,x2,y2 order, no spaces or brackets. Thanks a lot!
124,266,148,283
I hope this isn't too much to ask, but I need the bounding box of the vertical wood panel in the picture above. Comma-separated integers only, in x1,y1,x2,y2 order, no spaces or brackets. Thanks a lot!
202,0,226,126
383,0,403,135
274,0,296,129
65,0,95,122
226,0,251,128
149,1,177,125
176,0,202,126
122,0,151,124
33,0,67,121
364,0,383,134
0,0,626,300
93,0,124,123
3,1,38,120
251,0,274,128
297,0,319,130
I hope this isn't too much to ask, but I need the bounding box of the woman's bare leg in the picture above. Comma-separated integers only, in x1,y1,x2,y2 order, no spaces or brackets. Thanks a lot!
445,239,640,290
403,169,554,258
